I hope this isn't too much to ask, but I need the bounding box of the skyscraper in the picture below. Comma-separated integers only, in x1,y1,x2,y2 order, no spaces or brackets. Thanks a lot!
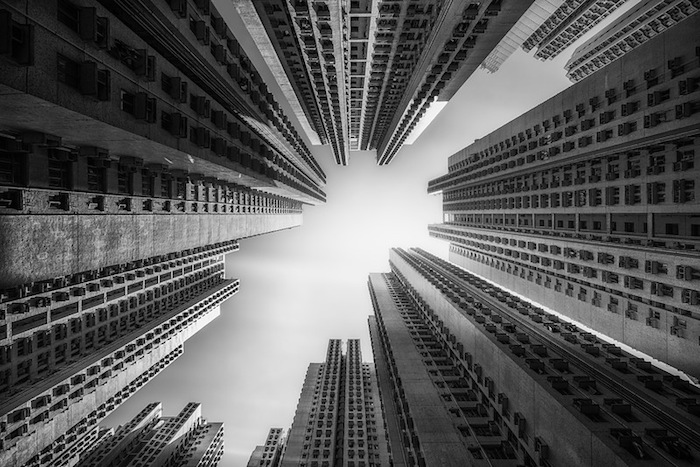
238,0,351,165
565,0,700,81
253,339,391,467
428,12,700,378
369,247,700,466
75,401,224,467
242,0,538,165
482,0,630,73
247,427,287,467
0,0,326,286
0,242,237,466
369,0,537,166
0,1,329,464
522,0,630,61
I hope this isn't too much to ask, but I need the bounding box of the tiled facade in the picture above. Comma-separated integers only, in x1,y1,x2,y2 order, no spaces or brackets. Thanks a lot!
257,339,390,467
369,247,700,466
0,242,237,466
76,402,224,467
428,14,700,378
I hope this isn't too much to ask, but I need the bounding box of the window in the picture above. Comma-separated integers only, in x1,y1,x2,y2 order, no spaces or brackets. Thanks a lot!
161,74,187,102
145,55,156,81
57,54,81,87
121,90,135,113
161,112,188,138
0,10,32,65
189,17,210,44
673,180,695,203
57,55,110,100
665,223,679,235
675,149,695,171
110,39,149,75
121,90,156,122
57,0,80,31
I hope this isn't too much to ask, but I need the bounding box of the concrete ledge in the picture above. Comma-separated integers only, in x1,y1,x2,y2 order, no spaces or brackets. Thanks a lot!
0,213,302,287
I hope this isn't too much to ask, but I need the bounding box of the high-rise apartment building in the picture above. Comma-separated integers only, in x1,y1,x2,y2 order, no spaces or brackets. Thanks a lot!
0,241,237,466
428,13,700,378
74,401,223,467
0,1,328,465
0,0,327,286
243,0,537,165
346,1,378,155
46,425,113,467
254,339,391,467
369,0,538,166
522,0,629,60
566,0,700,81
238,0,351,165
482,0,629,73
247,427,287,467
369,247,700,466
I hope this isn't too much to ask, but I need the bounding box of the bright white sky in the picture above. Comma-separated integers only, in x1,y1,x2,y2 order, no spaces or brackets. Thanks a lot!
105,2,642,465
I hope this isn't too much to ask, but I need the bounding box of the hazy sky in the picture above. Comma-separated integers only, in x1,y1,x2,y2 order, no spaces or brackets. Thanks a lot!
104,2,641,465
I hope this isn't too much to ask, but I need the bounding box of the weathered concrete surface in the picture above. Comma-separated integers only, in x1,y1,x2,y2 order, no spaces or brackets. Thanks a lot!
447,249,700,382
367,274,471,465
389,250,639,467
0,213,302,288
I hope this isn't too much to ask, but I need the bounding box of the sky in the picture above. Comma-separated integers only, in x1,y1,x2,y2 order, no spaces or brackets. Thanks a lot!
104,2,642,465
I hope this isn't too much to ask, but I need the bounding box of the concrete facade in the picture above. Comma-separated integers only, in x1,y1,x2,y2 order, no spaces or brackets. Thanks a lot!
246,1,536,164
483,0,630,73
224,2,323,148
247,427,286,467
48,425,113,467
0,0,322,284
256,340,391,467
566,0,700,81
75,402,224,467
242,0,350,165
0,1,325,466
429,14,700,379
76,402,161,467
0,0,326,202
347,0,378,153
368,274,471,466
0,211,300,288
523,0,629,60
369,247,700,466
0,242,237,466
370,0,536,164
244,0,383,158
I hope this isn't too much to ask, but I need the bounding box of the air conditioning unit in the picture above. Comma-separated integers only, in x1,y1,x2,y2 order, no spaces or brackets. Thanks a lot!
675,102,696,119
681,289,700,305
678,77,699,95
676,265,696,281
